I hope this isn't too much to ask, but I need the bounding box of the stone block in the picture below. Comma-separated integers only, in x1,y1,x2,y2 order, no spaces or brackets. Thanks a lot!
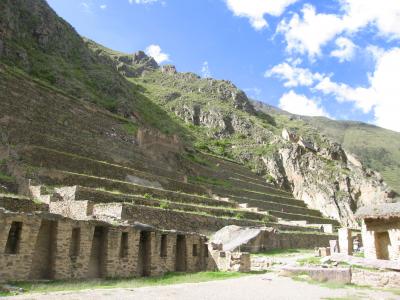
282,267,352,284
330,240,339,253
338,228,353,255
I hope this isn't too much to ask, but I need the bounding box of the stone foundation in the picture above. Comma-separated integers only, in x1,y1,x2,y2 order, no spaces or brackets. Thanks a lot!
0,209,214,282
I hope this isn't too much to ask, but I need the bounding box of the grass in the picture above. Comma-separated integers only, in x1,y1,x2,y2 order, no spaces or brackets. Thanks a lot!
189,175,232,188
0,172,15,183
353,252,364,258
297,256,322,266
3,272,248,296
252,248,313,258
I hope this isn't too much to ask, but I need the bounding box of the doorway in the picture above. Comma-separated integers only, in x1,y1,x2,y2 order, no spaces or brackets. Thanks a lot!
30,220,57,279
88,226,107,278
175,235,187,272
137,231,151,277
374,231,391,260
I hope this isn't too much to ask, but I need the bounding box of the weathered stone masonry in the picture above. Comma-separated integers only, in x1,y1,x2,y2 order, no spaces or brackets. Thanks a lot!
0,209,214,282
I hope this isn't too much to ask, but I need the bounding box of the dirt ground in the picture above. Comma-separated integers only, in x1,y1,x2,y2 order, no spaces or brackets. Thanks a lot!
4,273,399,300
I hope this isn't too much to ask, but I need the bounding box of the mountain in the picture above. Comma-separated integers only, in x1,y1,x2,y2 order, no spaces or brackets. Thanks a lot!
85,39,397,226
252,100,400,195
0,0,396,228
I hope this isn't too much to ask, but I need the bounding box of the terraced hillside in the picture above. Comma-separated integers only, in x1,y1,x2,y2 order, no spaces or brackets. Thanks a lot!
0,64,339,237
1,0,392,236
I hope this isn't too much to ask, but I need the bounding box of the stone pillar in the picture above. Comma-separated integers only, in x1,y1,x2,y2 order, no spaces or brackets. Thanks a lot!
338,228,353,255
329,240,340,253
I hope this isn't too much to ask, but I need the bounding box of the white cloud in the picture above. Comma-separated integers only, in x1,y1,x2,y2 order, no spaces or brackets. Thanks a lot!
100,4,107,10
277,4,344,57
129,0,161,4
278,90,330,117
265,62,323,87
315,77,375,113
145,44,169,64
226,0,299,30
330,37,356,62
315,47,400,132
341,0,400,38
80,2,92,13
359,47,400,132
277,1,400,58
201,61,212,78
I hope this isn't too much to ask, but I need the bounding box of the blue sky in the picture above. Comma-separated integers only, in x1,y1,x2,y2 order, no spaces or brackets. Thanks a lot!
46,0,400,132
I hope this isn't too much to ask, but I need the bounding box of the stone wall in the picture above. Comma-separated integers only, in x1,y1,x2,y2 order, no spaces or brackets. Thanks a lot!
237,230,336,253
362,218,400,261
0,209,212,282
351,268,400,289
92,203,263,235
0,196,48,213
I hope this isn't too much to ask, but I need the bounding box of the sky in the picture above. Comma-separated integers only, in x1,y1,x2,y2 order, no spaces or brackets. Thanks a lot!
46,0,400,132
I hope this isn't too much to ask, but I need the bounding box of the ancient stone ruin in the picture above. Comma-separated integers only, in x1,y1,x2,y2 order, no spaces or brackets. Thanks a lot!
356,202,400,261
0,208,213,281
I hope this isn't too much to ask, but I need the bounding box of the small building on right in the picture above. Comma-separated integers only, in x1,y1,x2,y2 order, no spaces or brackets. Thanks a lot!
356,202,400,261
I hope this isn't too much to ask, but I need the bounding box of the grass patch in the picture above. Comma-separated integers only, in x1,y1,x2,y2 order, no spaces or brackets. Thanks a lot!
0,172,15,183
297,256,321,266
189,175,232,188
122,122,139,135
4,272,248,296
252,248,313,258
353,252,364,258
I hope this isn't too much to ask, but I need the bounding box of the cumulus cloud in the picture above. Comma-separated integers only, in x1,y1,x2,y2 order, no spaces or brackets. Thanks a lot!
277,4,343,57
315,48,400,132
201,61,212,78
278,90,330,117
129,0,162,4
145,45,169,64
100,4,107,10
265,62,323,87
269,45,400,131
315,77,375,113
225,0,299,30
330,37,356,62
277,1,400,57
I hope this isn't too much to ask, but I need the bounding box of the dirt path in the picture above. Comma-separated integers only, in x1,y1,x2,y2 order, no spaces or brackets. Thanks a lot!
4,273,398,300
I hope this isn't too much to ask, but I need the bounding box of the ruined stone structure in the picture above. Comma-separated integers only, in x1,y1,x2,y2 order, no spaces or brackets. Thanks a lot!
338,228,353,255
210,225,336,253
356,203,400,261
0,208,213,282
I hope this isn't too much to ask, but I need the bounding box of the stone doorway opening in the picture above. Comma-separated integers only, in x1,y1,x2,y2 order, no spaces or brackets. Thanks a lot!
30,220,57,279
374,231,391,260
175,234,187,272
138,231,151,277
88,226,107,278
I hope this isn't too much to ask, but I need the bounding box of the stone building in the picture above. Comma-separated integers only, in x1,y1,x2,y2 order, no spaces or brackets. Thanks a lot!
210,225,336,253
356,203,400,261
0,208,214,282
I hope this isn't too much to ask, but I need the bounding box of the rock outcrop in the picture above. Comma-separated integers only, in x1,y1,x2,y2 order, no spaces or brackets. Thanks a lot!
261,142,393,227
